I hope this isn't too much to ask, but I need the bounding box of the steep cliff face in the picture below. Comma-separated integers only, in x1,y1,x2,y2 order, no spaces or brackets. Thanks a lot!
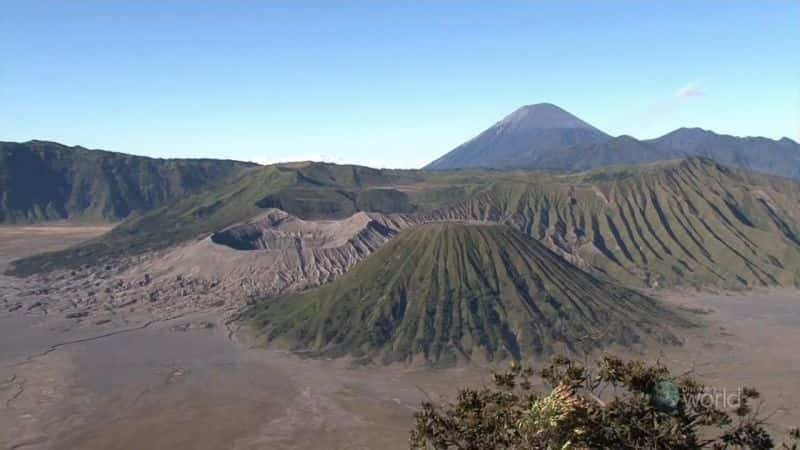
0,140,254,223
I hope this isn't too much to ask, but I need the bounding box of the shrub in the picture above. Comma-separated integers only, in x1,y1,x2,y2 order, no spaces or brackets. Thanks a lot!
410,355,799,449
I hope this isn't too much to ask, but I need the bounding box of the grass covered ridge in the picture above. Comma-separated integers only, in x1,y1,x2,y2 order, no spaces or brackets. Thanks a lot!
247,223,687,365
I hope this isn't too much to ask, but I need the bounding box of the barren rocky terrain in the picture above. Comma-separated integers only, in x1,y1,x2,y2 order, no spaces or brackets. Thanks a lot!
1,226,798,449
0,210,423,333
0,226,489,450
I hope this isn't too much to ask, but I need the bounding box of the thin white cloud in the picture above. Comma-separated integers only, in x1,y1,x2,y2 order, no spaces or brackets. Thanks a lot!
251,153,345,166
248,153,425,169
675,79,707,99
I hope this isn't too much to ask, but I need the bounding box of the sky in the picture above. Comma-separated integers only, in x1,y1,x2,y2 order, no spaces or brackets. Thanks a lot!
2,1,799,168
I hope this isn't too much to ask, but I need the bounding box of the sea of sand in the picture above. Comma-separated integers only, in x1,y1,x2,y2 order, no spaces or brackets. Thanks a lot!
0,226,798,449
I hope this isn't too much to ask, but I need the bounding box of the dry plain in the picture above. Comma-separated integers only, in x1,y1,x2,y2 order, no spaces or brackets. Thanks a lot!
0,226,798,449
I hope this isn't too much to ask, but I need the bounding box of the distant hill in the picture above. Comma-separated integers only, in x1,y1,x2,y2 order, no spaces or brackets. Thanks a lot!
425,104,800,179
246,223,684,365
7,162,439,275
424,103,610,170
534,135,679,171
11,158,800,291
0,140,255,223
647,127,800,179
432,158,800,289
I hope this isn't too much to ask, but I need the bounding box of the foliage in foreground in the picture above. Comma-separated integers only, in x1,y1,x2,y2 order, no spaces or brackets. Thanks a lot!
410,355,800,450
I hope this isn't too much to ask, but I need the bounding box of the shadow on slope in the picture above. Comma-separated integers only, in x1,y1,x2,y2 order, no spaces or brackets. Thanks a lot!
247,223,689,366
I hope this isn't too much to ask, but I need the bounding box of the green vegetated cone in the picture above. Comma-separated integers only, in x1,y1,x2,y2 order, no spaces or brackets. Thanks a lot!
248,222,688,365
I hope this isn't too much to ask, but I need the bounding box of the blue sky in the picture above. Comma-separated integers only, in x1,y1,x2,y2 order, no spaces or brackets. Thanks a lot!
2,1,799,168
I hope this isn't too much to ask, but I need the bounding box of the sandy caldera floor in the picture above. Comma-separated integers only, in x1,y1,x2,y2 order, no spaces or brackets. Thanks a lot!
0,225,798,449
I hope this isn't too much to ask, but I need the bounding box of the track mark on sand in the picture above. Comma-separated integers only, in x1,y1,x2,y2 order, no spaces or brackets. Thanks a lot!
7,312,197,368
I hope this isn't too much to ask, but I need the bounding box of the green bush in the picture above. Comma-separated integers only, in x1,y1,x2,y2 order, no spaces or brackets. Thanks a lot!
410,356,800,449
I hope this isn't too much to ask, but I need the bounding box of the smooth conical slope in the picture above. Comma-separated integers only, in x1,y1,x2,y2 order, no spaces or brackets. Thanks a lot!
425,103,611,170
496,103,603,131
248,222,685,365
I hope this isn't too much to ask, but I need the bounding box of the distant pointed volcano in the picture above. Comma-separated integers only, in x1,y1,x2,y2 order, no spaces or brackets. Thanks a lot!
496,103,603,130
425,103,611,170
425,104,800,178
